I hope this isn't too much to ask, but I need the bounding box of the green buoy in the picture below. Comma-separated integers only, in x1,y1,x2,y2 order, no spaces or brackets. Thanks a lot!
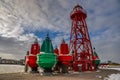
37,34,57,72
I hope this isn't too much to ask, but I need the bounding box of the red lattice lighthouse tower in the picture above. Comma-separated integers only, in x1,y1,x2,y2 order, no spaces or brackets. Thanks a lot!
70,4,94,71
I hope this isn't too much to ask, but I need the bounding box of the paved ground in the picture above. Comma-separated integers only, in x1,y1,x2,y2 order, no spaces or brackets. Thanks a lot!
0,69,120,80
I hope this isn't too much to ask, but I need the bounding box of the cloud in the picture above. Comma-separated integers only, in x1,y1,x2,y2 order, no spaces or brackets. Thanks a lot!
84,0,120,63
52,33,70,48
0,53,16,59
82,1,120,32
91,26,120,63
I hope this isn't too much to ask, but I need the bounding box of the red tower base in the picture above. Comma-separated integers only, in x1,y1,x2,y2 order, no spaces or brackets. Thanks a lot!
73,60,93,72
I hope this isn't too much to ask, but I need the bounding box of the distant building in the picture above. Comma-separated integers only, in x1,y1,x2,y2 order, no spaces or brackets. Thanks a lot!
20,59,25,65
0,57,25,65
0,57,2,63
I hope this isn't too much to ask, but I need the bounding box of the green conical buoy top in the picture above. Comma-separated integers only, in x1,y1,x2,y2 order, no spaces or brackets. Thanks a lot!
40,34,54,53
93,48,99,59
94,51,98,58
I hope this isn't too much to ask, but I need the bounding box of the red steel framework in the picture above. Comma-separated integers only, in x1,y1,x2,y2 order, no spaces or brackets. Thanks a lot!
69,4,94,71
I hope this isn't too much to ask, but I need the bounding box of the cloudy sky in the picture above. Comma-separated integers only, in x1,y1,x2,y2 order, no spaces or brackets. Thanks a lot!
0,0,120,63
